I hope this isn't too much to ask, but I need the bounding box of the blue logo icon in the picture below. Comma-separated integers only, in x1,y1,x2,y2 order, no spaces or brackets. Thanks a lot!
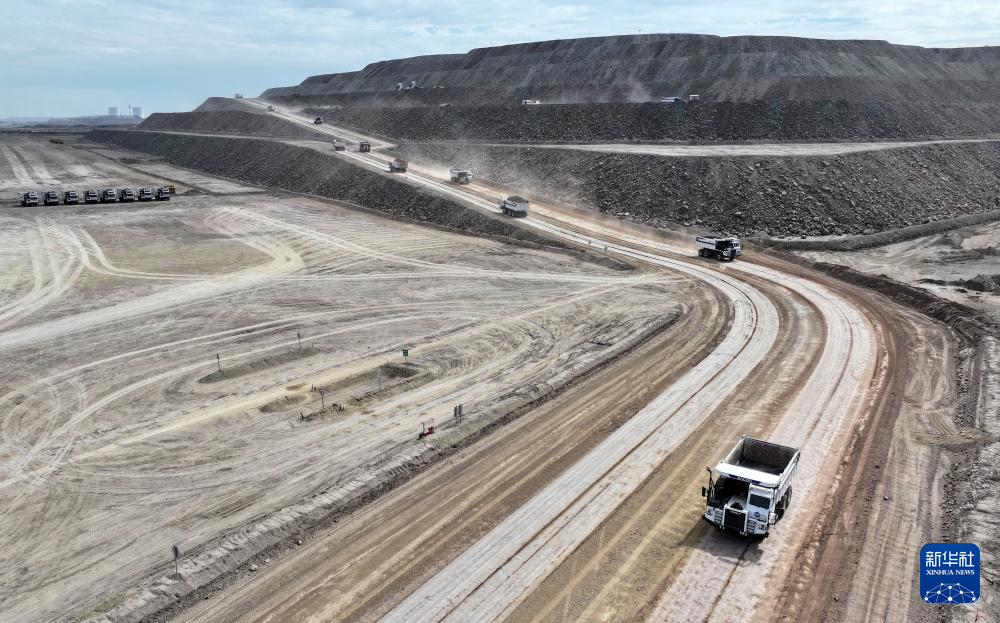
920,543,979,603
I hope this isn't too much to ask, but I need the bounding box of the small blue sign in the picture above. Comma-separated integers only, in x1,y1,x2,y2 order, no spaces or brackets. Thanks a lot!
920,543,979,604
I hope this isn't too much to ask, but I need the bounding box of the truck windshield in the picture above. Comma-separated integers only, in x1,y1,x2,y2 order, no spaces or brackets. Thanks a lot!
749,494,771,508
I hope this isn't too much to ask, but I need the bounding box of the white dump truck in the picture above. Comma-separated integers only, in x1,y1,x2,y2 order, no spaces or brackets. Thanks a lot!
702,436,800,537
499,195,529,217
697,236,742,261
389,158,408,173
333,141,346,151
449,168,472,184
521,99,542,105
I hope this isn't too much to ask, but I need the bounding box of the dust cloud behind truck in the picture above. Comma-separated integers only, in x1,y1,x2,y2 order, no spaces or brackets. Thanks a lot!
702,436,799,537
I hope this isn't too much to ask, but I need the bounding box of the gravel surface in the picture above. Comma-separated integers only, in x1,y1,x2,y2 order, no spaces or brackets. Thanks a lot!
401,140,1000,237
301,100,1000,142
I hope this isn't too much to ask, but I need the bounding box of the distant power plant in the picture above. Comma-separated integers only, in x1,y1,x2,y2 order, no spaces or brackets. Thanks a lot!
105,106,143,118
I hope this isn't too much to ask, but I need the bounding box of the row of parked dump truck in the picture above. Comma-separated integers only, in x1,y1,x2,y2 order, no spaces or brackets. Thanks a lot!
17,186,173,206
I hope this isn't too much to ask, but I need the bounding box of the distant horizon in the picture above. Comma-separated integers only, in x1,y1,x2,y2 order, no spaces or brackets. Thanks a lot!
6,0,1000,118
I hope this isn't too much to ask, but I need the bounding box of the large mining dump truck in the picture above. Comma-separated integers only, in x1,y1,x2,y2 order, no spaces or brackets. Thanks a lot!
499,195,529,217
697,236,742,261
449,168,472,184
702,436,800,537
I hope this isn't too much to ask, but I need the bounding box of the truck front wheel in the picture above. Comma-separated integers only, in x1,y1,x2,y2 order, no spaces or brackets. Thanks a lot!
776,487,793,520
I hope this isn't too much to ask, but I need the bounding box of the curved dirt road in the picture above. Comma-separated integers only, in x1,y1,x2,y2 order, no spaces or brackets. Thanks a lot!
127,103,938,623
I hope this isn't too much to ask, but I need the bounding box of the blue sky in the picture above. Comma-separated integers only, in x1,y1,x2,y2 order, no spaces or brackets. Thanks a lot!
4,0,999,118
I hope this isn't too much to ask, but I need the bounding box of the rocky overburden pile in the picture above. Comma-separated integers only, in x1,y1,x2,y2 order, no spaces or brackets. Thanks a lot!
264,34,1000,108
87,130,566,250
402,141,1000,237
139,111,324,140
954,274,1000,293
306,100,1000,143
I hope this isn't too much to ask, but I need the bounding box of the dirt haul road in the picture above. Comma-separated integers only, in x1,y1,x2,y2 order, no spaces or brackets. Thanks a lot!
144,102,961,622
528,138,1000,157
0,134,703,622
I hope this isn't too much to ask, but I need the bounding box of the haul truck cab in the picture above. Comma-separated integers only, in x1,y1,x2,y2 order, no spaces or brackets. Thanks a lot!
702,436,799,537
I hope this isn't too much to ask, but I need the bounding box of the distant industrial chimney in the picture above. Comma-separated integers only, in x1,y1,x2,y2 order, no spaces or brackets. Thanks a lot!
108,106,119,116
130,106,143,118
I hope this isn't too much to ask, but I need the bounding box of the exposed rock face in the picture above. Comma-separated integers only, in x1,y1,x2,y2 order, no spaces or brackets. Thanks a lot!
263,34,1000,108
302,100,1000,142
87,129,569,250
400,141,1000,237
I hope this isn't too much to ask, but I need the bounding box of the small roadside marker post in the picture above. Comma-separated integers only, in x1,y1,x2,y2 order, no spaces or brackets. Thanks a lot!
216,353,221,373
319,388,326,410
297,331,302,352
172,544,180,575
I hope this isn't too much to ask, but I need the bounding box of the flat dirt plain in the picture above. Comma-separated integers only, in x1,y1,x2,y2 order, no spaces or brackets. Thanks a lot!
0,134,689,621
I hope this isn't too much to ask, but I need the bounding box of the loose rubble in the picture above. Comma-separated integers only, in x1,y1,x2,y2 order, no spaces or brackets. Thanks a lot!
401,141,1000,237
303,100,1000,143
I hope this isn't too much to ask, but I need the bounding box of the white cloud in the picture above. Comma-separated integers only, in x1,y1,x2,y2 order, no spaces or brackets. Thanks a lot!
4,0,1000,117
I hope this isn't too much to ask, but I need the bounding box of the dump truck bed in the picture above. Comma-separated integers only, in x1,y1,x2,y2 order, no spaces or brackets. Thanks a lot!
716,437,798,485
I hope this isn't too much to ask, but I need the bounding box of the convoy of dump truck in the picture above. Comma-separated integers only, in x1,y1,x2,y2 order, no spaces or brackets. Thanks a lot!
16,186,173,206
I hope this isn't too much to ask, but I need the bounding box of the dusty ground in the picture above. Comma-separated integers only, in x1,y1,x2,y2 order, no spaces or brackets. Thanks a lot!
0,134,690,622
799,223,1000,620
800,222,1000,324
108,104,985,623
6,100,989,623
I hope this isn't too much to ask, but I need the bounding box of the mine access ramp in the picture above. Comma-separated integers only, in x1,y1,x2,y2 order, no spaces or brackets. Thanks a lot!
697,236,742,261
702,436,799,537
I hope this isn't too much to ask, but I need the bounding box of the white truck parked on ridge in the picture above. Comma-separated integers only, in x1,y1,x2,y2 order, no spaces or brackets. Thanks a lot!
701,436,800,537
